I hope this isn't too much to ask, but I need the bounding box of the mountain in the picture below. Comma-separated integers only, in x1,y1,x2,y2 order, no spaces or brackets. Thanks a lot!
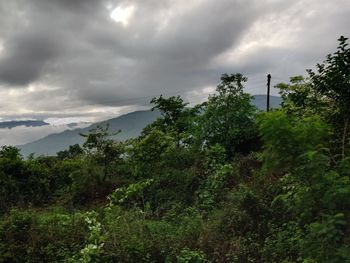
18,95,281,157
0,120,49,129
252,94,281,110
67,122,91,129
18,110,161,157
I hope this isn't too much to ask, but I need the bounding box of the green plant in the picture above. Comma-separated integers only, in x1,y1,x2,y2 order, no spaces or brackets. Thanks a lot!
176,248,207,263
108,179,154,207
72,211,105,263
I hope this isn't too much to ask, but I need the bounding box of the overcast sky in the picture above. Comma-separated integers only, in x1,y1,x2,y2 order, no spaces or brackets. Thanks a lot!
0,0,349,123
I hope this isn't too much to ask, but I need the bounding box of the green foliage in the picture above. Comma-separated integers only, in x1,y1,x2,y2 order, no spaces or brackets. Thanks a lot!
304,213,348,262
199,73,258,157
129,129,176,178
0,208,87,262
200,186,267,262
108,179,154,206
81,124,124,181
264,147,350,262
57,144,84,160
176,248,207,263
150,95,189,132
277,36,350,158
147,95,200,148
101,205,203,262
258,110,330,171
262,221,302,262
308,36,350,114
197,164,237,212
203,144,227,169
276,75,325,117
72,211,105,263
0,146,54,212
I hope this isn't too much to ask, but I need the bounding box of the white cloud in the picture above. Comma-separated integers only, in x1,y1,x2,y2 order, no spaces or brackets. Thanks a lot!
0,125,73,146
110,4,135,26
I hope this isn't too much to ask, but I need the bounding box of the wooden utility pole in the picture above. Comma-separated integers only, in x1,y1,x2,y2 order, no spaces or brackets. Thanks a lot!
267,74,271,111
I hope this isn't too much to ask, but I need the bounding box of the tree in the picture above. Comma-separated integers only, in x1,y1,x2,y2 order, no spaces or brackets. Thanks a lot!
276,75,325,116
308,36,350,113
307,36,350,158
199,73,257,157
0,146,52,211
0,146,23,211
57,144,84,160
80,125,123,182
148,95,199,146
150,95,188,130
277,36,350,158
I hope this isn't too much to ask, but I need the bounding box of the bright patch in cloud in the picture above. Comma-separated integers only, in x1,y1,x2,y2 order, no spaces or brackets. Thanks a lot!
110,5,135,26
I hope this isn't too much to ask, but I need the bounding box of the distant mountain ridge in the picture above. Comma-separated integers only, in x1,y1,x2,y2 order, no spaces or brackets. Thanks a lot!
18,110,161,157
0,120,49,129
252,94,281,110
18,95,281,157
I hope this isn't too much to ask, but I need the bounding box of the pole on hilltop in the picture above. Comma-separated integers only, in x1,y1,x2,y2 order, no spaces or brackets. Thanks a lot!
267,74,271,111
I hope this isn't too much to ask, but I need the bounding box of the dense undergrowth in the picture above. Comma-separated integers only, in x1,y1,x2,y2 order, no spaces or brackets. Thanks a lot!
1,37,350,262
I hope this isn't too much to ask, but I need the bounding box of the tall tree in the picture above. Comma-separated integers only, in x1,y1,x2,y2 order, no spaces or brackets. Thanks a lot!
199,73,257,157
308,36,350,158
148,95,199,146
80,125,123,181
278,36,350,158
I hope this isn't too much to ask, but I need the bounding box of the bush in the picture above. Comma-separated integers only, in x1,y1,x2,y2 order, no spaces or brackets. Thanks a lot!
0,208,87,262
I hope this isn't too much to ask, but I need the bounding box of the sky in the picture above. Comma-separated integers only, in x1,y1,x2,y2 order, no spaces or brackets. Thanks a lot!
0,0,349,124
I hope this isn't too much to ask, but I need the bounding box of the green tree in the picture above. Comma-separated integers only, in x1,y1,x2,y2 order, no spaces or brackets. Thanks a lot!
80,125,123,182
147,95,199,146
57,144,84,160
308,36,350,158
278,37,350,158
276,75,325,117
150,95,189,131
257,110,330,171
0,146,52,211
199,73,257,157
308,36,350,113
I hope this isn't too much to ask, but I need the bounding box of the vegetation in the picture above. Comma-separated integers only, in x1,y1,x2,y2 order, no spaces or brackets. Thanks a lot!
1,36,350,262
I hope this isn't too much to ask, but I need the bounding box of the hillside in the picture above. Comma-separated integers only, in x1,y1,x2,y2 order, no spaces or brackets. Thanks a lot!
251,94,281,109
18,110,161,157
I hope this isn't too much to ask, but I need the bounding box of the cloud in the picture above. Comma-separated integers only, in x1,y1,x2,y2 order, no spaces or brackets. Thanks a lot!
0,0,349,122
0,123,90,147
0,31,62,85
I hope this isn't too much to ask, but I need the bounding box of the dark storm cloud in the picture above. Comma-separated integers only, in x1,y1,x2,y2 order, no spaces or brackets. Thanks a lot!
0,0,349,120
0,31,62,85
